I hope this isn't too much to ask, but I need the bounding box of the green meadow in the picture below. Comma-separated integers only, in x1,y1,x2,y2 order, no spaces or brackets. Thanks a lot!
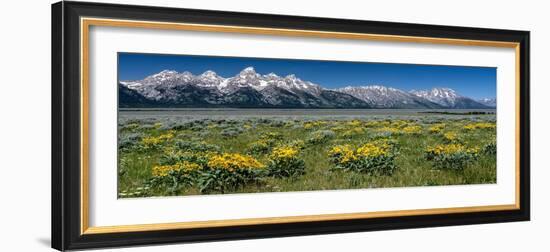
117,110,496,198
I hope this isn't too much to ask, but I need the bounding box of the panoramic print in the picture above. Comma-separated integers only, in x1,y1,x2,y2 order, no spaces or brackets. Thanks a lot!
117,53,497,198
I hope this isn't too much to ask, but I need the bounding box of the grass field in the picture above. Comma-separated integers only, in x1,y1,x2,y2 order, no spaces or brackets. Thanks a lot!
117,110,496,198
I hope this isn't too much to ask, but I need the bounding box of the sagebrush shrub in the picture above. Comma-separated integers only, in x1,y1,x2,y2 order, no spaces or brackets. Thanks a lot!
118,132,143,150
306,130,335,144
220,127,243,137
247,139,275,154
176,140,220,152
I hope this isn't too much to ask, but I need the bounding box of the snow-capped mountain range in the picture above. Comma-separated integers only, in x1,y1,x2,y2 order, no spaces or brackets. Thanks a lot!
119,67,494,109
477,98,497,107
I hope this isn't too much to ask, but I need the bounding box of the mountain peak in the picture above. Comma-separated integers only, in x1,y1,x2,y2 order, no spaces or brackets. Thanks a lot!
365,85,398,91
149,69,178,78
431,87,458,96
341,85,400,93
143,70,180,82
240,66,256,74
477,97,497,107
434,87,454,91
200,70,220,78
409,88,489,108
159,69,178,74
285,74,297,80
265,72,279,78
336,85,442,109
411,87,460,99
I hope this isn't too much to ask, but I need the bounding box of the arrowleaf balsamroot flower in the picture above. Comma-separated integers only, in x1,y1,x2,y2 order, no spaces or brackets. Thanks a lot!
207,153,265,171
329,139,397,175
463,122,496,130
267,146,305,178
425,143,479,170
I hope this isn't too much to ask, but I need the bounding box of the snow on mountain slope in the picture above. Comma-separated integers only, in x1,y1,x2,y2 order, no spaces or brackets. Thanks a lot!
478,98,497,107
410,88,491,109
336,85,443,109
119,68,491,109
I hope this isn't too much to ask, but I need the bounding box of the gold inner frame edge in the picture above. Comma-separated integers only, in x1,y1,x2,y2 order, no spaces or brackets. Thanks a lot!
80,17,522,235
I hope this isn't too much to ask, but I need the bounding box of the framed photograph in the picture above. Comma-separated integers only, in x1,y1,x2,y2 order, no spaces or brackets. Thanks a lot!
52,1,530,250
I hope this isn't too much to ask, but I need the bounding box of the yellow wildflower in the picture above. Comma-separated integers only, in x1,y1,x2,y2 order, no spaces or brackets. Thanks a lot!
426,143,472,155
329,145,356,163
443,132,458,142
151,161,202,177
390,120,409,128
402,125,422,134
364,121,380,127
270,146,299,159
347,120,362,127
428,123,445,133
341,127,365,137
356,143,389,158
303,120,327,129
464,122,496,130
207,153,264,171
376,126,400,134
141,132,174,146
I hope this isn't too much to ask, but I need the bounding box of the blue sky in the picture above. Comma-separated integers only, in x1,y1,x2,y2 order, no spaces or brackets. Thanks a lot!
118,52,496,99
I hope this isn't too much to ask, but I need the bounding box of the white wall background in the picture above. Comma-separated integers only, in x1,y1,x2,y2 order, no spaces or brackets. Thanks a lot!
0,0,547,251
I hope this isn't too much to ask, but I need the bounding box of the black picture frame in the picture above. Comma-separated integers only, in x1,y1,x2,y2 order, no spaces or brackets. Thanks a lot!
52,1,530,251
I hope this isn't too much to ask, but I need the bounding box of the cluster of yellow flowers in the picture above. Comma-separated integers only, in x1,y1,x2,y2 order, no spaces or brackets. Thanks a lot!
376,126,400,134
463,122,496,130
124,123,140,130
207,153,265,171
347,120,363,127
250,139,271,148
342,127,365,137
329,140,392,164
270,146,299,159
401,125,422,134
390,120,410,128
303,120,328,129
363,121,380,128
426,143,479,156
356,142,390,158
443,131,459,142
328,145,356,163
330,125,347,132
141,132,175,146
429,123,446,133
151,161,202,177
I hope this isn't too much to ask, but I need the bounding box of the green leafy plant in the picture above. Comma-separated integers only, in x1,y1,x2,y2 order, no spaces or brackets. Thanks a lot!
267,146,305,178
198,153,265,193
328,139,397,175
425,144,479,170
